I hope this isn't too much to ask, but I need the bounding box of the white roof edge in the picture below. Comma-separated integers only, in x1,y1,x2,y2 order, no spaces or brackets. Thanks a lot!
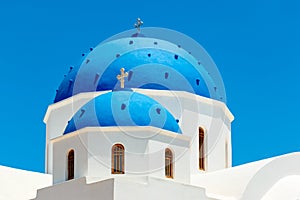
44,89,234,123
50,126,190,143
0,165,51,176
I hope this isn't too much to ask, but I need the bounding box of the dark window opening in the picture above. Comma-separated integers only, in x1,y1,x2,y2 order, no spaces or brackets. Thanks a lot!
112,144,125,174
67,149,75,180
199,127,205,171
165,148,173,178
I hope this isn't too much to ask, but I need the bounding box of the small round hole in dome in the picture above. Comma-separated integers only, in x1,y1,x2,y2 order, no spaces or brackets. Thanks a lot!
129,40,133,45
156,108,161,114
165,72,169,79
174,55,178,60
116,54,120,58
196,79,200,86
154,41,158,45
148,53,151,57
121,103,126,110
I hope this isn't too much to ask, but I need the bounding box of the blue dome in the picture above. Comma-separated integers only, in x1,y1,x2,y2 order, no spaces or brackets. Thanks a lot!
54,37,213,103
64,90,181,134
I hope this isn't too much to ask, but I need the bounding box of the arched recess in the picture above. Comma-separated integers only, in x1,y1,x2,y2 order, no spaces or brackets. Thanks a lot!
241,153,300,199
67,149,75,180
165,148,174,178
199,127,206,171
111,144,125,174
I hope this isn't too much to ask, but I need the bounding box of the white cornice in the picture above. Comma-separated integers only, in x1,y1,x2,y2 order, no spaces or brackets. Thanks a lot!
50,126,190,147
44,89,234,124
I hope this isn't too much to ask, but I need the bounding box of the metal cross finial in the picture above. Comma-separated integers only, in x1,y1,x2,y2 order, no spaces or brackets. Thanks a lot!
134,18,143,33
117,68,128,88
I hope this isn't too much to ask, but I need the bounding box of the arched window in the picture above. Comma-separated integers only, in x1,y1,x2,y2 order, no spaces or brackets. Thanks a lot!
165,148,173,178
67,149,74,180
199,127,205,171
111,144,125,174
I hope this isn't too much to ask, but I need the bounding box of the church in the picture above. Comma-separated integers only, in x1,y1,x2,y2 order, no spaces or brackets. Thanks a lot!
1,20,300,200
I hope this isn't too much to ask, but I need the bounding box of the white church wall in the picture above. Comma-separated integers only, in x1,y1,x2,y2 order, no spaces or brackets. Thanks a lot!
181,109,203,175
181,109,230,175
86,127,190,182
206,117,229,172
86,128,149,178
50,127,190,184
147,140,190,184
51,132,88,184
147,140,167,179
225,124,232,168
134,89,233,173
46,142,53,174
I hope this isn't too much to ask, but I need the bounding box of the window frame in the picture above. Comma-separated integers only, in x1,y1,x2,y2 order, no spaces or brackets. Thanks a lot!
199,127,206,171
165,148,174,179
111,144,125,174
67,149,75,180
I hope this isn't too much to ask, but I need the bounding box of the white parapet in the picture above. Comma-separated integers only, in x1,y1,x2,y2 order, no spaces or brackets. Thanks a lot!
0,165,52,200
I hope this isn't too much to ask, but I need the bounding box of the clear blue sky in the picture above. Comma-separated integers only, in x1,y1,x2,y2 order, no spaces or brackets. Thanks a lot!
0,0,299,173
